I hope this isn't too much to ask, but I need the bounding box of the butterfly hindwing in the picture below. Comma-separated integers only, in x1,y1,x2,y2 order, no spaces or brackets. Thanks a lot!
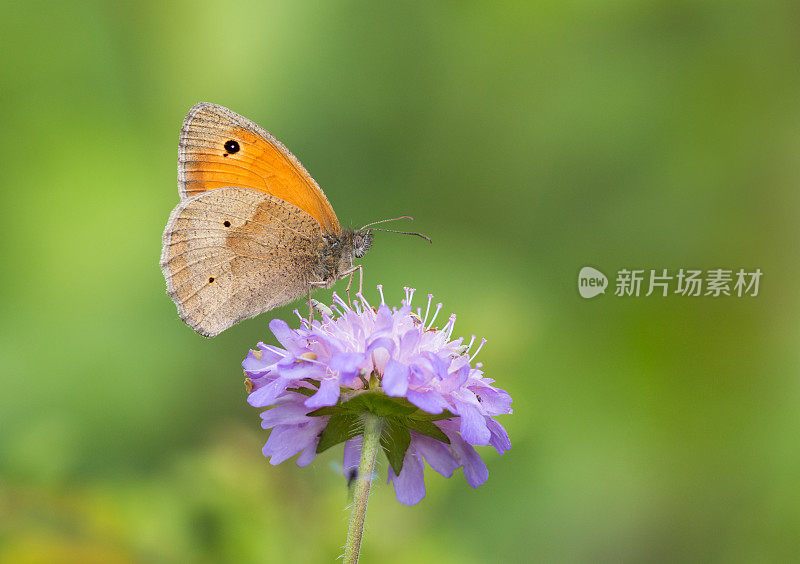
161,187,326,337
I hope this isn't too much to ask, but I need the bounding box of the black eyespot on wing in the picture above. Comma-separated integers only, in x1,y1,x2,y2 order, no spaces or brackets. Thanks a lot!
208,277,215,283
223,220,231,227
223,140,239,154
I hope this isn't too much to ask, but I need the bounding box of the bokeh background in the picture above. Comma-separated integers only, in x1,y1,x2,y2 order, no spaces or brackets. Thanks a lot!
2,1,799,562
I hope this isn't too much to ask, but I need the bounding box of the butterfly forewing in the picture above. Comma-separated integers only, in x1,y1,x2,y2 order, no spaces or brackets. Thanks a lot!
178,102,341,234
161,187,325,337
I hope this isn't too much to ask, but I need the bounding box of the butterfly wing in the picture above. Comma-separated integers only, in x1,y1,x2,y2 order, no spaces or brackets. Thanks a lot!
178,102,341,235
161,187,325,337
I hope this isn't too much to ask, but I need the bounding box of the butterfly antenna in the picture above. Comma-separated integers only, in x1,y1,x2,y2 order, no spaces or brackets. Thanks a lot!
369,228,432,243
359,216,414,230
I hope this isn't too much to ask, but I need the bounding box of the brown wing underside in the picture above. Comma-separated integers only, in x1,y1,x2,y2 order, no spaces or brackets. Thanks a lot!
178,102,341,235
160,187,325,337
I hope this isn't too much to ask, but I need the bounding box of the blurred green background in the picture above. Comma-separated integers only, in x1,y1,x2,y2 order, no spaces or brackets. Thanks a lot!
2,1,799,562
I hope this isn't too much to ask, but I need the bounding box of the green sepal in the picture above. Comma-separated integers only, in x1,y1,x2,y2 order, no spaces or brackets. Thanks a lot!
408,408,456,422
316,413,361,453
306,406,345,417
380,417,411,475
341,392,417,418
404,418,450,443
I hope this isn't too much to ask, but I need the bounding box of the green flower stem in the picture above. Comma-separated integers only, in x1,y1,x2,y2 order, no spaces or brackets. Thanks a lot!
344,413,383,564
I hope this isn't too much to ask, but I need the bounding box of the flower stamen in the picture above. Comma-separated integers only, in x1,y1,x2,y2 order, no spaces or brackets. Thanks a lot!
423,294,434,324
443,313,457,339
426,303,443,330
332,291,350,311
465,335,476,354
356,291,372,312
469,338,487,362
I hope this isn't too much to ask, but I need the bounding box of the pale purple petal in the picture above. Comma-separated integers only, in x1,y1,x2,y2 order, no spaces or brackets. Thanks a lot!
296,441,318,467
247,375,293,407
366,337,395,355
304,377,341,408
448,353,470,373
422,351,450,379
373,304,395,333
397,329,420,360
263,420,324,465
383,359,409,396
408,361,435,387
406,388,449,414
343,436,363,472
440,422,489,487
370,347,390,375
412,433,459,477
454,399,491,446
440,364,469,393
307,332,344,358
269,318,305,351
260,403,314,428
276,361,326,381
473,385,513,415
486,417,511,454
388,446,426,506
329,352,366,379
343,436,362,483
242,346,283,373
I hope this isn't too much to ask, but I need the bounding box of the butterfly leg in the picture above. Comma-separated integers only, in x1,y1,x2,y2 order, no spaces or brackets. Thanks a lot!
340,265,363,306
307,280,329,322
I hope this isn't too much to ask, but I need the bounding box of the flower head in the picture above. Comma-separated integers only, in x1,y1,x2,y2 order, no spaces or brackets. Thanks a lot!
243,286,512,505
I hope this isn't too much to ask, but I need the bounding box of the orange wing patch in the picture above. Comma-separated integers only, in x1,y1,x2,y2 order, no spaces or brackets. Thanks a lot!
178,103,341,235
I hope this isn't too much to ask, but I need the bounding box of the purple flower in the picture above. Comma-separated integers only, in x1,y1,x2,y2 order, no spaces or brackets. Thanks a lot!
244,286,513,505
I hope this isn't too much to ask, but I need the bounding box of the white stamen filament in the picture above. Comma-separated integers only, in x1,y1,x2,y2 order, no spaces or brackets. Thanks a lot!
469,338,487,362
356,292,371,312
426,303,443,330
423,294,434,324
297,355,326,367
332,292,351,311
377,284,385,305
444,314,456,339
465,335,476,354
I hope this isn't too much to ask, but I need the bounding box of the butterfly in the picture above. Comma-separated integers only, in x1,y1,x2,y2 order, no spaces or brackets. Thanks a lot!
160,103,428,337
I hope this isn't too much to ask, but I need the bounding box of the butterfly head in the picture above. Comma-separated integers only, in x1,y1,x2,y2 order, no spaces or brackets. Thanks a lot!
352,229,374,258
335,217,429,274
